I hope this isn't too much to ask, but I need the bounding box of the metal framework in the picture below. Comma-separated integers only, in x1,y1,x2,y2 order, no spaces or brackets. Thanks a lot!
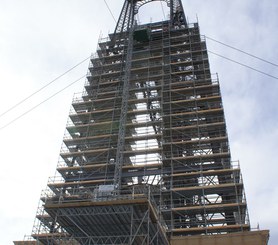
23,0,250,244
114,0,186,34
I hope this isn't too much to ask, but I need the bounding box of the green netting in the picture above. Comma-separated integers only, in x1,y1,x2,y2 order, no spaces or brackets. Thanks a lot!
133,29,150,42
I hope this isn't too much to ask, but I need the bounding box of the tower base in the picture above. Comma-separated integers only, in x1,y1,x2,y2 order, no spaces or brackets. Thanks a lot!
170,230,269,245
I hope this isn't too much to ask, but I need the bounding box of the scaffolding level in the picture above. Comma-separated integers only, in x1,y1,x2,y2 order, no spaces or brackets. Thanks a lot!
14,1,269,245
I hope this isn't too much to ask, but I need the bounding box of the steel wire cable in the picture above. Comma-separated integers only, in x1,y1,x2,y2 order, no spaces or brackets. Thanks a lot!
206,36,278,67
160,1,166,20
208,50,278,80
0,1,114,130
0,75,86,131
0,56,90,119
103,0,117,23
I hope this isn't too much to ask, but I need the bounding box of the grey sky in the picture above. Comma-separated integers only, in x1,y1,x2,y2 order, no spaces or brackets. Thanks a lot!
0,0,277,244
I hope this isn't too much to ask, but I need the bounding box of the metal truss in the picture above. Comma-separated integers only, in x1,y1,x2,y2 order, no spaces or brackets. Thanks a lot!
58,205,132,216
22,0,251,244
32,198,168,245
114,0,187,36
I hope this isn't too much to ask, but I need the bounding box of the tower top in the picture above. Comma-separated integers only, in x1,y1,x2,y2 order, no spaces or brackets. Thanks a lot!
114,0,187,34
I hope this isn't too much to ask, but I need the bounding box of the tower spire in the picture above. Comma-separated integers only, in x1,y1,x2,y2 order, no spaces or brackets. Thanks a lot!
114,0,187,34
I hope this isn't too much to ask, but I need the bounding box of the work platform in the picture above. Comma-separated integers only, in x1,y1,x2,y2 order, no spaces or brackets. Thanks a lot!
33,189,169,245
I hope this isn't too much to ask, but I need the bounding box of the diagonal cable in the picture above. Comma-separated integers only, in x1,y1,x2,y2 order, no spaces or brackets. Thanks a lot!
160,1,166,20
208,50,278,80
0,56,90,119
103,0,117,23
0,75,85,131
206,36,278,67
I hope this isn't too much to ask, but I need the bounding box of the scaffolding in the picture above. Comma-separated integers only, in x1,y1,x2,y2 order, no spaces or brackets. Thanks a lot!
20,1,251,244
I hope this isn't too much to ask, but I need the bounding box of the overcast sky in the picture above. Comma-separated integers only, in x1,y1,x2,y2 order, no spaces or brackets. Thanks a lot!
0,0,277,244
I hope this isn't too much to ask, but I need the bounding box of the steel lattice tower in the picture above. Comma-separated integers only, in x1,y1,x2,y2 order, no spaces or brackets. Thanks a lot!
17,1,259,244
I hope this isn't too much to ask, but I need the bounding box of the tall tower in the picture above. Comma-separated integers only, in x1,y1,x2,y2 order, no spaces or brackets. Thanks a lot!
15,1,269,245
